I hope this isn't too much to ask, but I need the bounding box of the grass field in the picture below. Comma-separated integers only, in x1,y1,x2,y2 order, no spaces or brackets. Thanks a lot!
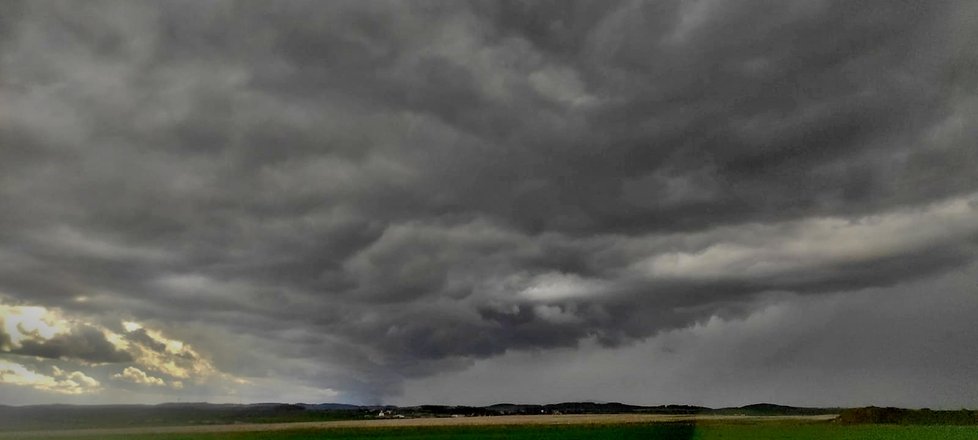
5,418,978,440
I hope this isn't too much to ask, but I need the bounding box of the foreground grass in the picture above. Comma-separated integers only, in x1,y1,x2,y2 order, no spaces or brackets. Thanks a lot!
12,421,978,440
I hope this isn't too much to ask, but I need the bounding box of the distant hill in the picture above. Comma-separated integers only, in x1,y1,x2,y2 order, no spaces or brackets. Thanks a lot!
715,403,841,416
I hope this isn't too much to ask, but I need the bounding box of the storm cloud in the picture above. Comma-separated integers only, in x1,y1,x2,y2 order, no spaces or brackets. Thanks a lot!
9,324,133,364
1,0,976,405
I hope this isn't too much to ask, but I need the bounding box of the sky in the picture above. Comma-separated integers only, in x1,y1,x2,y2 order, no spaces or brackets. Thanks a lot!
0,0,976,408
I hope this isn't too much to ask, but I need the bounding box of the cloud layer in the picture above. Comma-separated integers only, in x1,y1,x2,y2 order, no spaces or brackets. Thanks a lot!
1,0,976,405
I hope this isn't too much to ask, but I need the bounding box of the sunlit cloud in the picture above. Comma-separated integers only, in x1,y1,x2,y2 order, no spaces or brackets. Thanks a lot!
1,302,130,364
0,360,100,395
1,299,247,397
113,366,166,387
639,194,978,280
0,304,69,346
517,272,611,302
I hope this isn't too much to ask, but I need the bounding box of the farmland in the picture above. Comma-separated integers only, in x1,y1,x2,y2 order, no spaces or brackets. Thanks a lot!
3,414,978,440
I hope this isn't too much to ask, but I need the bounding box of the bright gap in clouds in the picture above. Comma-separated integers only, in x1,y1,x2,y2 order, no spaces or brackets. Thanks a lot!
0,302,238,398
0,299,344,404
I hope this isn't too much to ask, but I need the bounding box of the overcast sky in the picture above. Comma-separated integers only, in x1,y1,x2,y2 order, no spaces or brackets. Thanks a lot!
1,0,977,408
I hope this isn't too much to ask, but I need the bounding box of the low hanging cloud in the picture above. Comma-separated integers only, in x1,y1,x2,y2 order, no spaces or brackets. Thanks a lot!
637,195,978,284
1,0,976,405
113,366,166,387
0,361,101,395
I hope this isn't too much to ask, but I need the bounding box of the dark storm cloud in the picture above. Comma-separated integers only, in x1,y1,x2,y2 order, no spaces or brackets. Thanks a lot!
393,263,978,408
124,328,167,353
0,326,11,351
1,0,976,402
5,324,133,364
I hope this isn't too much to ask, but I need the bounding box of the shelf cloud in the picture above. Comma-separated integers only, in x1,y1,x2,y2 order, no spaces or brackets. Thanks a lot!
1,0,976,406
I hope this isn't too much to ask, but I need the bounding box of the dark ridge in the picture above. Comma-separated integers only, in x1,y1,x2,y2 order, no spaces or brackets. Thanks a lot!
714,403,840,416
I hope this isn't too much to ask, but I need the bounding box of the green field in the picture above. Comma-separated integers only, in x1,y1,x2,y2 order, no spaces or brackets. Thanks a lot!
14,421,978,440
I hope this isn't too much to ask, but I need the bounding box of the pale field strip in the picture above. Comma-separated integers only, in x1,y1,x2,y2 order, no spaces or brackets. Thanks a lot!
0,414,838,438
